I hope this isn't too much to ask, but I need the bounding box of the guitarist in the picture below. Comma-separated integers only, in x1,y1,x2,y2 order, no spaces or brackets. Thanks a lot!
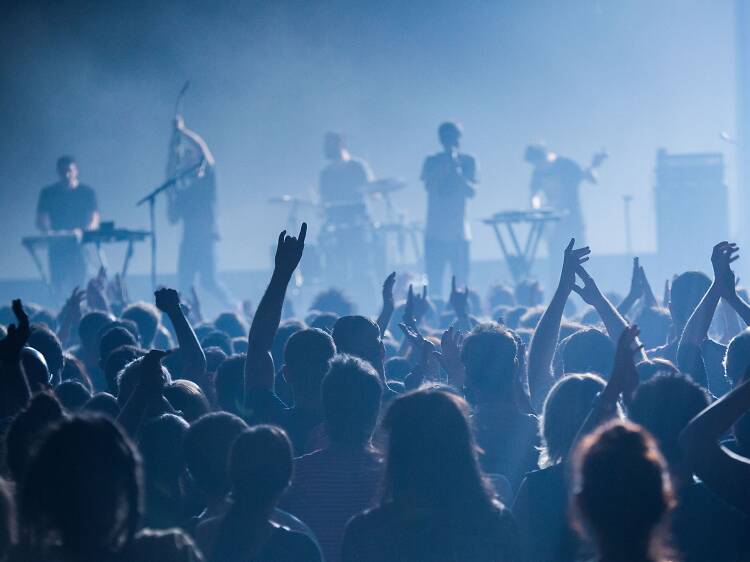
524,143,607,251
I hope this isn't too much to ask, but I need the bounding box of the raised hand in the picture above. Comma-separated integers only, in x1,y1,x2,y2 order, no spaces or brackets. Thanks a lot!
274,223,307,277
433,326,466,387
639,264,659,308
154,287,182,315
398,321,425,351
606,324,642,402
413,285,429,324
559,238,591,293
402,284,418,329
572,265,602,305
377,272,397,337
712,241,740,299
449,276,470,318
0,300,31,361
627,257,644,301
382,272,396,306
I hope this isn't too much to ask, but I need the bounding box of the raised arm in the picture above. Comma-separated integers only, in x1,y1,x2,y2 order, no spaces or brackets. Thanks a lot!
244,223,306,398
573,265,633,346
680,375,750,515
0,300,31,419
617,257,644,317
527,239,590,409
154,288,208,393
376,272,396,337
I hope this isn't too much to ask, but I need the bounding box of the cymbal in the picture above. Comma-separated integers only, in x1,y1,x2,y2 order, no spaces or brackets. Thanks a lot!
268,195,317,207
358,178,406,195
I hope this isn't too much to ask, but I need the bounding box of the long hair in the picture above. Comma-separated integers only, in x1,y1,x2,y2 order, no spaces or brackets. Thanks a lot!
382,389,497,516
538,373,606,468
211,425,292,562
571,420,675,561
19,415,142,561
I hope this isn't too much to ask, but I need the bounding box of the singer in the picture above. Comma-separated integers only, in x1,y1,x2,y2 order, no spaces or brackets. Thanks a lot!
166,115,233,307
420,121,478,296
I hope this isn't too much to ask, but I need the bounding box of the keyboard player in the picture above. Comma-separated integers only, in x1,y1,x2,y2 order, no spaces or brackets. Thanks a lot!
35,155,100,298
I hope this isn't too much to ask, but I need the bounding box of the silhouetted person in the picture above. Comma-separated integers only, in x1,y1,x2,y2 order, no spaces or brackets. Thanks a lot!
166,116,233,308
282,355,383,562
421,122,477,297
196,425,322,562
11,415,203,562
571,421,674,562
35,156,100,300
342,389,520,562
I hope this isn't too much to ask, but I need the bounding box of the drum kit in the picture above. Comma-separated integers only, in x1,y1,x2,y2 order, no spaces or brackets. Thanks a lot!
268,178,422,289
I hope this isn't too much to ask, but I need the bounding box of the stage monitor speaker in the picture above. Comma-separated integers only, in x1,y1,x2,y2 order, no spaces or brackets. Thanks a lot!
654,149,729,270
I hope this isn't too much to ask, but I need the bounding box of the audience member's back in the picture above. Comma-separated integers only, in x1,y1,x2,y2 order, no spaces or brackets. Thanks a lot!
282,355,383,562
342,389,520,562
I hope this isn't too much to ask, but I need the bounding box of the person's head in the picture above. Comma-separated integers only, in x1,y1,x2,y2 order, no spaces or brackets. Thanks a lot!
460,323,518,404
332,315,384,375
561,328,615,379
229,425,293,513
283,328,336,401
204,346,228,374
121,302,161,348
487,284,515,310
201,330,233,356
214,312,248,339
116,355,171,407
323,131,346,160
78,311,115,353
322,355,382,447
383,389,495,512
19,415,142,559
99,326,138,367
636,358,678,383
104,345,144,396
82,392,120,419
183,412,248,499
271,320,305,369
669,271,712,328
55,380,92,412
163,379,210,423
515,279,544,308
307,311,339,333
28,325,64,380
629,373,711,472
56,155,78,185
311,288,355,317
437,121,462,150
61,353,93,392
634,306,671,350
139,413,189,485
572,421,674,560
22,346,51,391
724,328,750,387
5,392,65,484
523,143,548,166
538,373,607,468
215,354,245,415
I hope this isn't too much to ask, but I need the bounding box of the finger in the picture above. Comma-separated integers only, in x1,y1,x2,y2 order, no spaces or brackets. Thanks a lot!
451,276,457,294
298,222,307,244
571,285,584,295
634,256,639,270
578,256,590,265
729,255,740,264
566,238,575,252
422,285,427,299
277,231,286,248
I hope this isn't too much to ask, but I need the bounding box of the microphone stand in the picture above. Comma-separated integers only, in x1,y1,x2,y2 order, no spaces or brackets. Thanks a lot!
136,160,203,290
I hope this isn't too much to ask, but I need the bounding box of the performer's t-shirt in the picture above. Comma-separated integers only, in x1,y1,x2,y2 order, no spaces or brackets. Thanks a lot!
36,182,98,230
319,158,372,206
171,166,218,242
530,157,584,216
421,151,477,242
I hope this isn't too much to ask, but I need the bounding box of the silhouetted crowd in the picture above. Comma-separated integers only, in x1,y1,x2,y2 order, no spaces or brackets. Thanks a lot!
2,225,750,562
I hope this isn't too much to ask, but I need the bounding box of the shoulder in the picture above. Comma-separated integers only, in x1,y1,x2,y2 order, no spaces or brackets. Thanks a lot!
459,153,477,165
270,525,321,560
129,528,205,561
38,183,60,199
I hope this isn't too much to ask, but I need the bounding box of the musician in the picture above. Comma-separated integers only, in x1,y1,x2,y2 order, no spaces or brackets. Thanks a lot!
319,132,373,206
524,143,606,248
36,155,100,298
421,122,478,297
318,132,377,289
166,116,233,307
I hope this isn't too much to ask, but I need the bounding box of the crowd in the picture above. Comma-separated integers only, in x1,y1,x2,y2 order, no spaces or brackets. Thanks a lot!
2,222,750,562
